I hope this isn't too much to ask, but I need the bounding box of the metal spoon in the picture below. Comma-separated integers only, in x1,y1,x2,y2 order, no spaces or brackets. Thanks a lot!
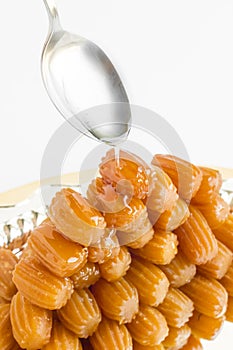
41,0,131,145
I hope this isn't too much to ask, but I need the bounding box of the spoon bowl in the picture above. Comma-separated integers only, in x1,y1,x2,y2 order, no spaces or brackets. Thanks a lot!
41,0,131,145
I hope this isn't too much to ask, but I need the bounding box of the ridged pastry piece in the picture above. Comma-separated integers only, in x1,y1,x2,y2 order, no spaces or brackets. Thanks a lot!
162,324,191,349
28,219,88,277
174,205,218,265
71,262,100,289
226,296,233,322
191,167,222,204
12,249,73,310
180,274,228,318
41,319,83,350
87,177,127,213
133,342,165,350
10,292,52,349
127,305,168,346
91,277,139,324
57,289,101,338
198,240,232,279
159,250,196,288
195,194,229,229
180,335,203,350
104,198,152,247
99,246,131,282
88,229,120,264
153,198,190,232
157,287,194,328
90,316,133,350
146,165,178,213
125,256,169,306
0,303,19,350
49,188,106,246
152,154,202,202
220,261,233,296
0,248,18,301
99,149,149,199
213,214,233,251
188,309,225,340
130,231,178,265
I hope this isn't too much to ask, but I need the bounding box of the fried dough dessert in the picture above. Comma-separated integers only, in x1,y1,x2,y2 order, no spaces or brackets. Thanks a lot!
28,219,88,277
57,289,101,338
92,277,139,324
188,310,225,340
10,292,52,349
180,335,203,350
12,249,73,310
181,274,228,318
127,305,168,346
152,154,202,201
90,316,133,350
125,256,169,306
157,287,194,328
49,188,106,246
162,324,191,349
175,206,218,265
99,246,131,282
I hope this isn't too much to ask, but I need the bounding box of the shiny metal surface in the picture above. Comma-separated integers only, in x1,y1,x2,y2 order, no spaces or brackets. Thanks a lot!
41,0,131,145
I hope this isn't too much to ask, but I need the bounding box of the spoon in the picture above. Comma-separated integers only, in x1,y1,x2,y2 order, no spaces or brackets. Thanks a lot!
41,0,131,145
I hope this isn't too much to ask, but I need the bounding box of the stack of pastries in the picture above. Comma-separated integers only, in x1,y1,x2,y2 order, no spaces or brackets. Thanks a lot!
1,150,233,350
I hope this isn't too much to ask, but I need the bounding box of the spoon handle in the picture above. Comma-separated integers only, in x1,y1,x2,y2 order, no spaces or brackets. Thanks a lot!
42,0,61,31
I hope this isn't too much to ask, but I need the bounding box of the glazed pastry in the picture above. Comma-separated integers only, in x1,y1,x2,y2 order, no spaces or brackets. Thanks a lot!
90,316,133,350
198,240,232,279
0,303,19,350
125,256,169,307
153,197,190,231
28,219,88,277
180,335,203,350
41,319,83,349
181,274,228,318
99,246,131,282
127,305,168,346
0,248,18,300
88,229,120,264
57,289,101,338
133,342,165,350
99,149,149,200
49,188,106,246
12,249,73,310
71,262,100,289
213,214,233,251
226,296,233,322
162,324,191,349
125,227,154,249
191,167,222,204
195,194,229,229
145,165,178,213
152,154,202,202
174,205,218,265
104,197,152,247
220,261,233,296
157,287,194,328
188,309,225,340
10,292,52,349
91,277,139,324
159,250,196,288
130,231,178,265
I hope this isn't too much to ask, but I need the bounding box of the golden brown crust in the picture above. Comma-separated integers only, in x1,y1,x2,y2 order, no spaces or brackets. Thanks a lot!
0,249,18,301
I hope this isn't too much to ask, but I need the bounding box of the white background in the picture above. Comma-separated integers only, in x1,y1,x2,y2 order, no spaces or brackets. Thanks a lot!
0,0,232,347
